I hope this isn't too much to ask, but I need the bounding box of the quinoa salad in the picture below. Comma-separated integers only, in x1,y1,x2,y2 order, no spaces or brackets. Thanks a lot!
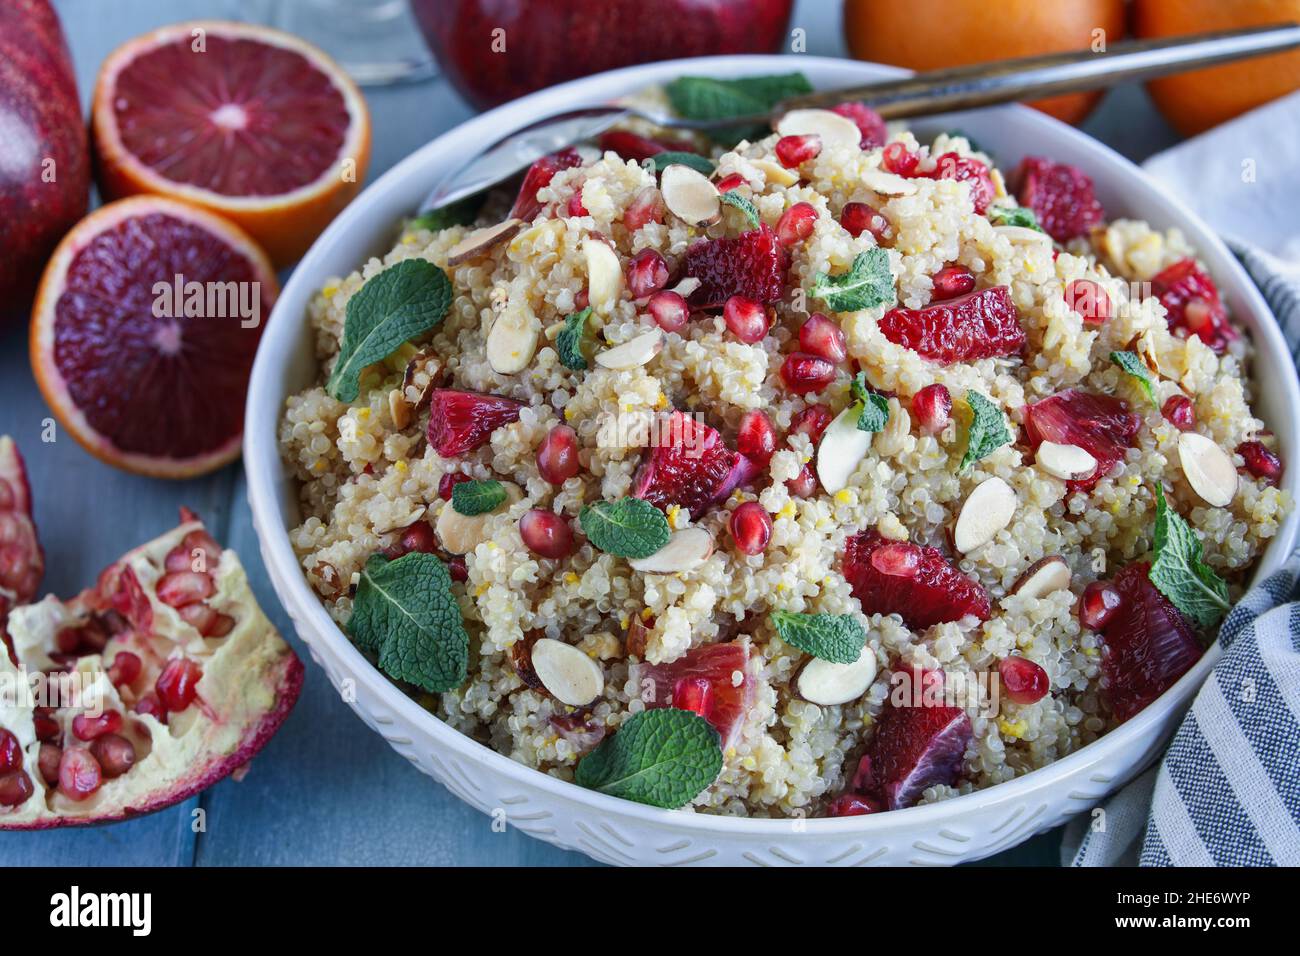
278,74,1291,818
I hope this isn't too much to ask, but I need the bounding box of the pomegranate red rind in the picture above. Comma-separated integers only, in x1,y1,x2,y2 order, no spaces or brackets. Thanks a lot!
842,530,991,629
1013,156,1104,243
879,286,1025,365
1151,258,1237,355
867,670,972,810
1023,389,1142,493
635,641,754,750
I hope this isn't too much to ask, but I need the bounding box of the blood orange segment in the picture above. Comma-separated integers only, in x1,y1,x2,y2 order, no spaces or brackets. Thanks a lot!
91,20,371,266
30,196,279,478
635,641,754,750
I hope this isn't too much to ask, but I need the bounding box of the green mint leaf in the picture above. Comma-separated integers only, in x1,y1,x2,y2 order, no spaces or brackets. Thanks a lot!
407,193,485,232
665,72,813,146
452,479,507,516
850,373,890,433
719,190,760,228
1110,350,1159,407
770,610,865,664
989,205,1043,232
650,151,715,176
557,306,593,371
960,391,1011,472
574,708,723,809
810,249,894,313
579,497,671,559
348,553,468,693
1149,485,1230,629
327,259,452,402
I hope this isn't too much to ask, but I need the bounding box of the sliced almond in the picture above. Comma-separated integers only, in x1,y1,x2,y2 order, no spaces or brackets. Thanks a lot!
595,329,664,371
952,476,1017,553
816,405,874,495
993,225,1053,244
1178,432,1238,507
447,218,523,266
660,164,721,226
796,647,877,707
628,527,714,574
583,237,624,314
529,638,605,706
1035,441,1098,481
861,168,917,196
486,310,540,374
1008,555,1072,600
776,109,861,151
669,276,702,298
748,157,800,187
435,481,522,554
388,388,412,431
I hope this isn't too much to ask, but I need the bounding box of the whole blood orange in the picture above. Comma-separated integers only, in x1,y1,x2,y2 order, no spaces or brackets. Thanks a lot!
842,0,1127,125
1135,0,1300,136
91,20,371,267
30,196,279,478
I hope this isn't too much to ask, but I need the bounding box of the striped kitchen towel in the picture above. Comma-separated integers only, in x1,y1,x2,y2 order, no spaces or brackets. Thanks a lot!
1063,93,1300,866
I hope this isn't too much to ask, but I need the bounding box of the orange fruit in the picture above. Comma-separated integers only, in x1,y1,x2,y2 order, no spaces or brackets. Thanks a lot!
842,0,1127,124
91,20,371,268
31,196,279,479
1135,0,1300,136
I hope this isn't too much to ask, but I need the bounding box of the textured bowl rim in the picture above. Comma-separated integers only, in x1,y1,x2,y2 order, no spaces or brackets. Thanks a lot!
246,54,1300,838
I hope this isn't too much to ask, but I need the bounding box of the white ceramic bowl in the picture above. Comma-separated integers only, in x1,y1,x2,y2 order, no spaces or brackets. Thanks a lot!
245,55,1300,866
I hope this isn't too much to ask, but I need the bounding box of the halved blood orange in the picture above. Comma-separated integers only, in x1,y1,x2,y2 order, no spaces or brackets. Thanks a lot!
91,20,371,267
30,196,279,479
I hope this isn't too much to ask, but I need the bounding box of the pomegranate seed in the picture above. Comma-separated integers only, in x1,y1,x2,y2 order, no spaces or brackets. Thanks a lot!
623,186,664,232
205,613,236,638
55,627,82,654
133,694,168,723
1161,395,1195,431
737,410,777,467
881,142,920,175
787,463,817,498
107,651,142,688
385,520,437,560
715,173,746,192
626,248,670,299
90,733,136,779
519,509,576,559
156,570,215,608
1238,440,1283,483
33,711,59,742
647,290,690,333
438,472,472,501
537,425,580,485
791,404,833,443
840,201,892,244
869,541,921,578
826,793,881,817
1065,278,1111,325
671,676,713,719
0,729,20,773
779,352,836,394
58,748,102,801
776,201,818,247
156,658,203,712
775,134,821,168
38,743,61,785
1079,580,1122,630
72,710,123,742
797,313,847,364
574,289,590,311
181,529,222,566
931,265,976,301
911,384,952,435
178,602,219,635
165,546,192,573
0,771,33,807
448,556,468,582
723,295,770,344
729,501,773,555
998,656,1050,705
566,190,588,217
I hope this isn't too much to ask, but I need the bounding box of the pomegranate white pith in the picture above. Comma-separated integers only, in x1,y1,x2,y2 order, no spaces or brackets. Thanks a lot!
0,516,302,828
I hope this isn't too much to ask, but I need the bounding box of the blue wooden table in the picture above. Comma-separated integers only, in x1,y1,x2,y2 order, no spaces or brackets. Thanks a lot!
0,0,1182,866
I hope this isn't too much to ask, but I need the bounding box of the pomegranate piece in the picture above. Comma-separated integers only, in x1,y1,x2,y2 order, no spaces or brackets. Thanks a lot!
1101,563,1203,723
1014,156,1104,243
0,729,20,773
548,713,606,752
867,670,972,809
72,710,123,741
869,541,922,578
636,641,753,749
1023,389,1142,493
519,509,576,559
775,133,821,168
537,424,580,485
58,748,102,801
156,658,203,713
826,793,882,817
714,173,746,193
879,286,1025,365
1238,440,1283,484
776,201,818,247
1064,278,1111,325
623,186,664,232
924,153,995,214
626,248,670,299
682,224,788,308
881,142,919,176
0,771,34,807
831,102,888,149
787,463,817,498
671,676,713,720
729,501,772,556
383,520,437,560
931,265,976,301
998,656,1050,705
798,313,847,364
1161,395,1196,432
133,694,168,723
632,411,753,517
447,556,468,583
723,295,770,344
438,472,472,501
598,130,692,162
566,191,588,217
646,290,689,333
157,570,216,608
38,744,61,786
1151,258,1237,354
1080,580,1123,631
779,352,837,394
508,147,583,222
737,410,777,467
911,383,952,435
791,404,833,443
89,734,136,779
840,201,892,244
842,530,991,629
427,389,524,457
